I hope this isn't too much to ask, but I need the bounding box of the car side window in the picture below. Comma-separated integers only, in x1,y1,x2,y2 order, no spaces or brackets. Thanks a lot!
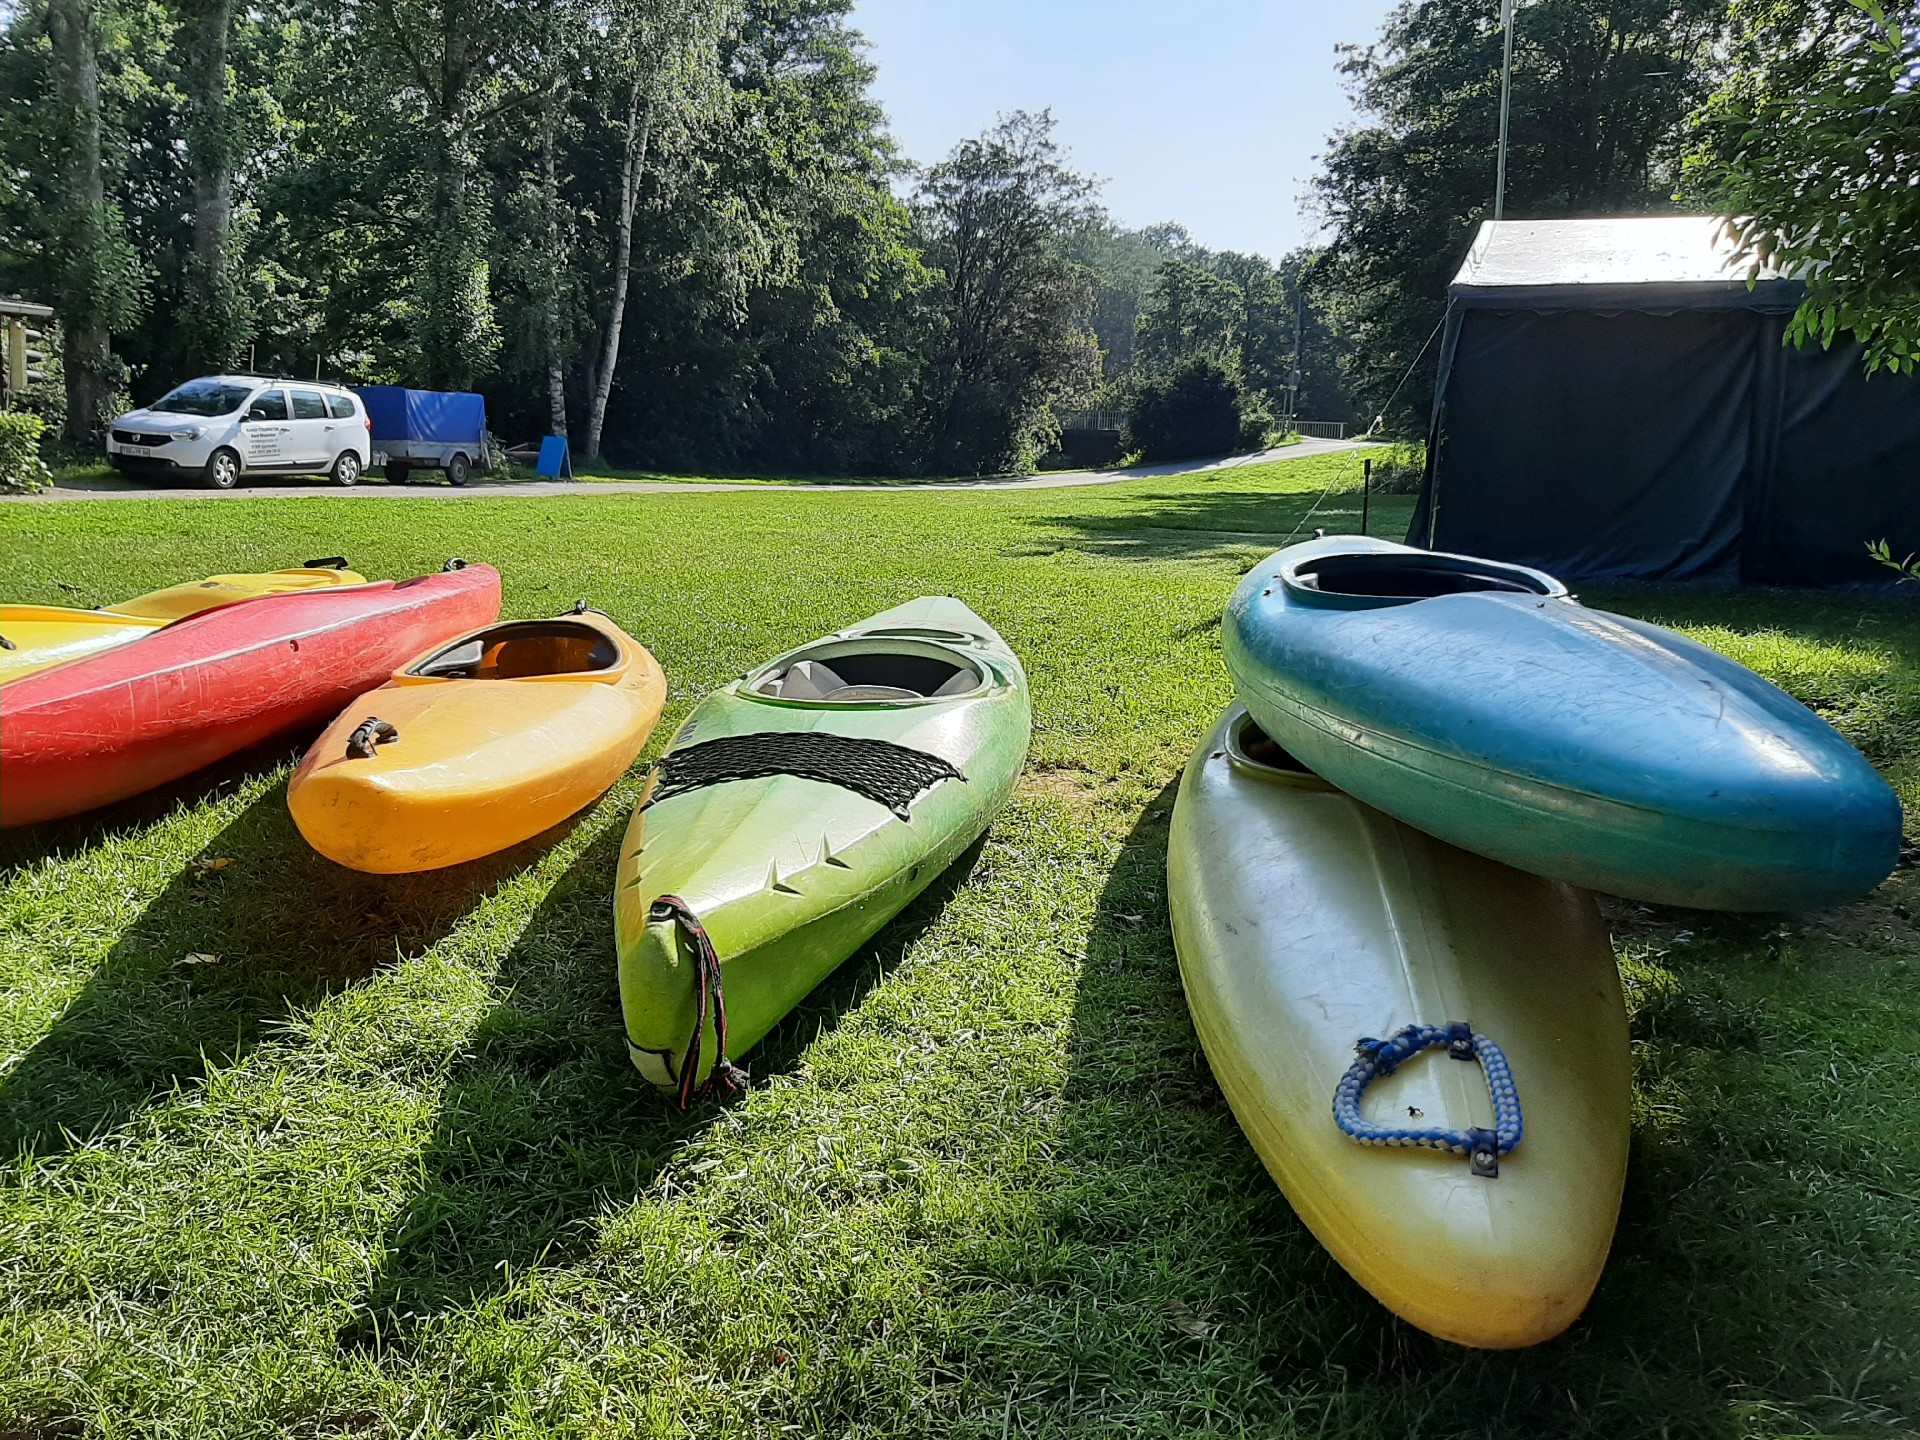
290,389,329,421
326,394,358,419
247,390,290,421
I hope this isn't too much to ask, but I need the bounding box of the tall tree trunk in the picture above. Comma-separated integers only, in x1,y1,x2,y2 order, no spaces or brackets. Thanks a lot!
542,104,568,436
182,0,242,370
583,82,651,459
47,0,109,442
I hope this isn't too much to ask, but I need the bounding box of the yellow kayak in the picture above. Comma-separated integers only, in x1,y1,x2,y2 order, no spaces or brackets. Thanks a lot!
1168,705,1630,1349
0,561,367,685
288,608,667,873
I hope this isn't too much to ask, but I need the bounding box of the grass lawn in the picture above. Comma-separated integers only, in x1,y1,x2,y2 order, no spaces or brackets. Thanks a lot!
1,454,1916,1436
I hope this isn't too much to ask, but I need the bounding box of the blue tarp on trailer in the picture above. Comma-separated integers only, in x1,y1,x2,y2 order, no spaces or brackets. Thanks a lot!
354,387,486,445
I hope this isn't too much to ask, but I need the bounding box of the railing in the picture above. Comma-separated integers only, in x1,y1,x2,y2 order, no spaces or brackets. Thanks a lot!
1058,412,1350,440
1057,410,1126,433
1293,420,1347,440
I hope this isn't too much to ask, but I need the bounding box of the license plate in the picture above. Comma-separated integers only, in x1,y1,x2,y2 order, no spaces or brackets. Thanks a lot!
122,445,154,457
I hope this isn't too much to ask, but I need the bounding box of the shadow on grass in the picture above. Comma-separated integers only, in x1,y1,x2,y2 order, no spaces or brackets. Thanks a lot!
1021,490,1419,565
965,784,1916,1433
0,733,323,878
343,827,989,1343
0,780,569,1159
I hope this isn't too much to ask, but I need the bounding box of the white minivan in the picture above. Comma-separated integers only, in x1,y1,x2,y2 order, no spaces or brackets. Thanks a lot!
107,375,373,489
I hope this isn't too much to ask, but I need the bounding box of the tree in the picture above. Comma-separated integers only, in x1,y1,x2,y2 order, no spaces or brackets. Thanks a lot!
1315,0,1726,431
1125,358,1248,462
580,0,731,458
1134,261,1242,375
41,0,148,439
912,110,1101,475
1065,220,1193,377
175,0,251,371
1691,0,1920,373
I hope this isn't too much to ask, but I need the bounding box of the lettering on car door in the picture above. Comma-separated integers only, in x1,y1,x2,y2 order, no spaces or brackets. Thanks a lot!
243,389,292,466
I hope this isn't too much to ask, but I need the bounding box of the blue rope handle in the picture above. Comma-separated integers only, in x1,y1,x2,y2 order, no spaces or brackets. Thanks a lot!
1332,1021,1523,1178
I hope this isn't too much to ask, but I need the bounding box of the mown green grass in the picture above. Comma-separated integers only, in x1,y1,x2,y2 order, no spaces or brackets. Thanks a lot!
1,454,1916,1436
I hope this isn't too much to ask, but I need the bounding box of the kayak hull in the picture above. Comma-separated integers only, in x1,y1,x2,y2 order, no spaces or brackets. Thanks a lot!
615,597,1030,1091
1223,537,1901,911
288,610,667,872
1170,706,1631,1349
0,566,501,828
0,565,366,687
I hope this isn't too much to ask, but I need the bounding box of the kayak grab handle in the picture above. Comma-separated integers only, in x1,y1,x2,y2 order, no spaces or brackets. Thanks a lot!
346,717,400,760
1332,1021,1522,1178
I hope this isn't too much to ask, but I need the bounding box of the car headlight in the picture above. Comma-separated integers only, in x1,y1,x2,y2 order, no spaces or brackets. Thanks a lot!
178,427,201,442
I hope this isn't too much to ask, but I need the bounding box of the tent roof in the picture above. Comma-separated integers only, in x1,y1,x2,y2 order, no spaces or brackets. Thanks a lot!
1449,217,1804,312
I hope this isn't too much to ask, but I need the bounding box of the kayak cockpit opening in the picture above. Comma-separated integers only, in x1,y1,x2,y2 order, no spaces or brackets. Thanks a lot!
410,620,619,680
1289,552,1560,602
752,644,986,704
1222,712,1334,790
1232,716,1315,775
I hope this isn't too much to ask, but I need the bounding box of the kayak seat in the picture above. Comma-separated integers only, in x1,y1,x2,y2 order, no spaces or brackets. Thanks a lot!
755,649,983,703
411,620,620,680
1296,555,1552,600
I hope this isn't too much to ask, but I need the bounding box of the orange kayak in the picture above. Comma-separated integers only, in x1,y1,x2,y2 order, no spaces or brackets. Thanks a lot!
288,608,666,872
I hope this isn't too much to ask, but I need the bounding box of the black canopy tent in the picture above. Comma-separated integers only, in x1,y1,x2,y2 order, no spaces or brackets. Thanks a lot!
1413,217,1920,587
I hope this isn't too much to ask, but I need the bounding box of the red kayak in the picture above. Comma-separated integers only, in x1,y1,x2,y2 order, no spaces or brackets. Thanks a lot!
1,563,502,828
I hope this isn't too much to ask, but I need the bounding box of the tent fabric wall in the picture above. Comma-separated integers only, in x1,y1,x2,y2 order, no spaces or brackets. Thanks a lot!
1752,347,1920,588
1416,219,1920,589
1417,309,1758,582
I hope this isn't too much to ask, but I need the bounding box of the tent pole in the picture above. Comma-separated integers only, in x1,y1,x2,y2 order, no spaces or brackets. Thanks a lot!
1495,0,1515,220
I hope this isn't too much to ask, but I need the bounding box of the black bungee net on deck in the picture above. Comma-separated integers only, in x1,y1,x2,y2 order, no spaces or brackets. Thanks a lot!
650,731,966,818
650,894,751,1111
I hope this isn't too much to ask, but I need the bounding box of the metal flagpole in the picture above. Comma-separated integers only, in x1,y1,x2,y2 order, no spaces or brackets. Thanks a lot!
1495,0,1515,220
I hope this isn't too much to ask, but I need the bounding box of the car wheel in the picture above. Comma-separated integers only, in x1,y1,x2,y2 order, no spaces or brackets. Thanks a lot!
387,464,411,484
446,452,471,487
331,450,362,487
201,447,241,490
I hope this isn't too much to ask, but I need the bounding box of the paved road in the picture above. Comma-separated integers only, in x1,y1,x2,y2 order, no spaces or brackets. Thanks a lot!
11,436,1378,503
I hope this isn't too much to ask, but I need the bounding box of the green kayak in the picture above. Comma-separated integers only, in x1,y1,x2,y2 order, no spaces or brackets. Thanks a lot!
615,597,1031,1104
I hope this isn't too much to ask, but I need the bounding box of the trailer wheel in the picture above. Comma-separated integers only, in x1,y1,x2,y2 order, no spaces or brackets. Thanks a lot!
386,463,411,484
446,452,472,487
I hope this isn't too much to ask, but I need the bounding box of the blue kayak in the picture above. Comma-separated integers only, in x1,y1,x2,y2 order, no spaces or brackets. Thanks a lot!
1222,537,1901,912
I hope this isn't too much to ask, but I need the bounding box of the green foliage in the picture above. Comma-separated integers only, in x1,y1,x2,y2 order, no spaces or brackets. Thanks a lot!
1069,227,1353,429
1868,537,1920,582
1135,261,1242,375
1124,357,1245,462
0,410,52,493
1316,0,1728,432
1362,440,1428,494
1692,0,1920,374
912,110,1102,475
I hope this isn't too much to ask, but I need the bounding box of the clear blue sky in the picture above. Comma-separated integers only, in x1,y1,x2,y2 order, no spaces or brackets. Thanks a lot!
851,0,1403,262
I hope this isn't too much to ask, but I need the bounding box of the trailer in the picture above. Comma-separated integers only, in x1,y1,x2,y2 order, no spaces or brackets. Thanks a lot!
354,386,492,486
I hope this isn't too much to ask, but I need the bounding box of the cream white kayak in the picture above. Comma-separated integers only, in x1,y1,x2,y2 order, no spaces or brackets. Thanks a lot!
1168,705,1631,1349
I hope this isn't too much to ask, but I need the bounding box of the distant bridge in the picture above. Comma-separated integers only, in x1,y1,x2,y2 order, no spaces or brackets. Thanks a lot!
1057,411,1349,442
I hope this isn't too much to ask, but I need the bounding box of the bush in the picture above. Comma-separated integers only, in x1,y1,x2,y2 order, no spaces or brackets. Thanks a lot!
1237,390,1279,451
1125,359,1244,462
1366,441,1426,493
0,411,52,494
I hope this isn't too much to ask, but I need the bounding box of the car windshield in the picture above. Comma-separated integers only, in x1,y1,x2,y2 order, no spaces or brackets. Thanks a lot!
150,381,252,417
